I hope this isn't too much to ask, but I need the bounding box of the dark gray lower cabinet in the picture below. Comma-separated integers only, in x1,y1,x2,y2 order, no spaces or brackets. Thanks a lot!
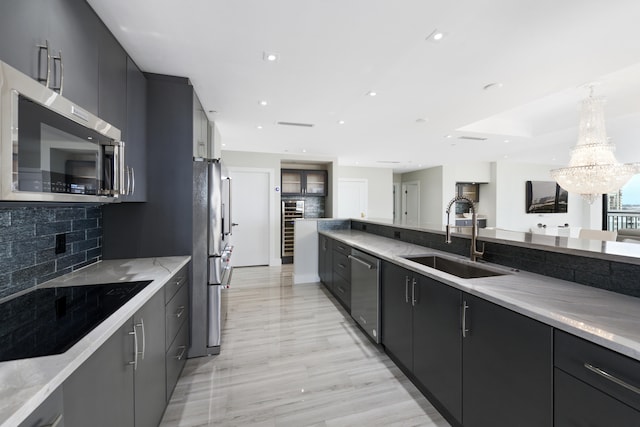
413,276,462,424
19,386,64,427
554,329,640,425
133,290,166,427
381,261,413,370
63,289,167,427
461,293,552,427
318,234,332,291
555,368,640,426
63,320,135,427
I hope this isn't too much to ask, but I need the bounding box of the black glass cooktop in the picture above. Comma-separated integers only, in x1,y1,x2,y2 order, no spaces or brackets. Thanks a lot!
0,281,152,362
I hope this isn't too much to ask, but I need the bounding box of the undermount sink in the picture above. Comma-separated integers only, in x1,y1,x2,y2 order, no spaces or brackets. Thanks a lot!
402,255,507,279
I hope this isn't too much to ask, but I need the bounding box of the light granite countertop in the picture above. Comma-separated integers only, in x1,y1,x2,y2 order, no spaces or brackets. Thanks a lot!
320,229,640,362
0,256,191,427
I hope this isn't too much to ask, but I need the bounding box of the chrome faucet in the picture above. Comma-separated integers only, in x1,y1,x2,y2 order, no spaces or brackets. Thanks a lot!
445,195,485,262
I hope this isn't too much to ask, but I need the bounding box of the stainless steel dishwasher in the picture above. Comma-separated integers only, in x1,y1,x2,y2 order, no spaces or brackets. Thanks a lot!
349,249,381,343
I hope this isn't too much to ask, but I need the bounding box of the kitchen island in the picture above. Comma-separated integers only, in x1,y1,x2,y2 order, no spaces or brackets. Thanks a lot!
0,256,190,427
319,225,640,426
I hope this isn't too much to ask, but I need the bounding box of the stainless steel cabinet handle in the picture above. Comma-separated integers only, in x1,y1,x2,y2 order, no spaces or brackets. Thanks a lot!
337,245,345,251
462,301,469,338
130,166,135,195
40,413,63,427
176,306,185,318
128,327,138,370
405,276,409,303
36,40,51,87
348,255,374,269
337,286,345,294
136,318,146,360
411,278,417,306
51,51,63,94
337,263,346,269
176,345,187,360
584,363,640,395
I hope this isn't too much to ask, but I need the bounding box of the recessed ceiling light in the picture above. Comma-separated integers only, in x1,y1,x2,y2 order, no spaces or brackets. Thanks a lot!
483,82,504,91
256,125,263,130
366,91,377,97
426,29,446,42
259,100,268,106
445,134,453,139
504,155,509,159
337,120,345,125
222,143,226,147
263,51,279,62
302,149,307,153
504,139,510,143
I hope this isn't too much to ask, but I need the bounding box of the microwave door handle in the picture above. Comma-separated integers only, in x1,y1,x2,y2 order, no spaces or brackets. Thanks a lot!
130,167,135,195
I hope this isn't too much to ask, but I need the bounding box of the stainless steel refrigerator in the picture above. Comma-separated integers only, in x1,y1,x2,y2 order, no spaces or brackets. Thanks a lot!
190,159,233,358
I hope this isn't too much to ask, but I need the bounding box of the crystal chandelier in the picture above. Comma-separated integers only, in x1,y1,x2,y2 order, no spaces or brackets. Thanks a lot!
550,87,638,204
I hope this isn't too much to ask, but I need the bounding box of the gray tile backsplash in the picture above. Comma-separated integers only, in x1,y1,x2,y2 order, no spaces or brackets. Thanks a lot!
281,195,325,218
0,206,102,299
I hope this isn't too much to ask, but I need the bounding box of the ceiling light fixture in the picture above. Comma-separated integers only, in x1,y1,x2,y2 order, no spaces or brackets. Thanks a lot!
259,100,268,106
263,51,279,62
426,29,446,42
366,91,377,97
256,125,263,130
337,120,345,125
550,85,639,204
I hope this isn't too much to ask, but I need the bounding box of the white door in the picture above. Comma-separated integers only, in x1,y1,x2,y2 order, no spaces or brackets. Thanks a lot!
402,182,420,224
393,183,401,223
229,169,270,266
338,179,368,219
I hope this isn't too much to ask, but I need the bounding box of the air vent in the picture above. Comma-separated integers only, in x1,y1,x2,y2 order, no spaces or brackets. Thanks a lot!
458,136,487,141
277,121,314,128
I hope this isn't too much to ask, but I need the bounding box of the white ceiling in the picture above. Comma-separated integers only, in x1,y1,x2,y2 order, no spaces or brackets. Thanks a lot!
87,0,640,172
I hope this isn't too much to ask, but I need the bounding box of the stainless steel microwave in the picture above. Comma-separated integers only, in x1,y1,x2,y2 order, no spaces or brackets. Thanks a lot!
0,60,125,202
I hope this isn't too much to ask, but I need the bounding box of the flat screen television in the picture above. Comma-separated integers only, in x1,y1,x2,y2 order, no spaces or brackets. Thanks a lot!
525,181,568,213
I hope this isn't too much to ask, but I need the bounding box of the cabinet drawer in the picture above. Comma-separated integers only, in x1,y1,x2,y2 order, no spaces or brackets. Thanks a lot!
333,251,351,280
19,386,64,427
166,320,189,402
333,274,351,310
333,241,351,256
555,330,640,412
166,282,189,349
555,368,640,426
165,266,188,304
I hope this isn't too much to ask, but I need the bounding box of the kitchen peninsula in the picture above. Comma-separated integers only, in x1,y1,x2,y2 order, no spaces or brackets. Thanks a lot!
315,218,640,425
0,256,190,427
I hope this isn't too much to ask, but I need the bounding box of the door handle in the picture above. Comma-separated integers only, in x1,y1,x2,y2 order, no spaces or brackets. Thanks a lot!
405,276,409,303
462,301,469,338
411,278,417,306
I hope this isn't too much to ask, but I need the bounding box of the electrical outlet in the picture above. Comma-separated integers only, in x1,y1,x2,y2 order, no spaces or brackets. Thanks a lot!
55,233,66,254
394,231,401,239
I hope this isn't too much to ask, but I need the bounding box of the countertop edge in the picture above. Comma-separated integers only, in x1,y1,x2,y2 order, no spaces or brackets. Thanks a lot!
0,256,191,427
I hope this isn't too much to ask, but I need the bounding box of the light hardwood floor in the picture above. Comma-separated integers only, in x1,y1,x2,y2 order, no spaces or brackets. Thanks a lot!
160,265,450,427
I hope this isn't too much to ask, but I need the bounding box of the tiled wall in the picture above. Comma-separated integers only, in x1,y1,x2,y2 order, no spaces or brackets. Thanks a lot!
351,220,640,299
0,206,102,299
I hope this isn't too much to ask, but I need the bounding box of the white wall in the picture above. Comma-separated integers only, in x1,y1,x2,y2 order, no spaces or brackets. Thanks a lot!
401,166,443,225
335,166,394,220
494,161,599,232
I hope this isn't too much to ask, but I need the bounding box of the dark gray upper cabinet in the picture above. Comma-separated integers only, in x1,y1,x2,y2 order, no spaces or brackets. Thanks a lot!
47,0,99,113
0,0,47,79
97,22,127,131
121,57,147,202
462,293,552,427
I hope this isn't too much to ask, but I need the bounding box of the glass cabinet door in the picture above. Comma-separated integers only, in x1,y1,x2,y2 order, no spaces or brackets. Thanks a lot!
281,170,302,194
305,171,326,195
